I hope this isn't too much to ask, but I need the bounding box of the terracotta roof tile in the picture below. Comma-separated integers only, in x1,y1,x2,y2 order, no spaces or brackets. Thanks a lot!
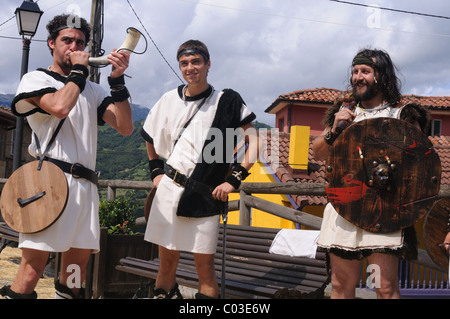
430,136,450,185
268,87,450,111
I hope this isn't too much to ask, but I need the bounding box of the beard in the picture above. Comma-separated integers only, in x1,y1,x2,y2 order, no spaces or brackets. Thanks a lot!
352,80,379,101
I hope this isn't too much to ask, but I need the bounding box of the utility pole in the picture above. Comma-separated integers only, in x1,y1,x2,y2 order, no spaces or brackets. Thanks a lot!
88,0,103,83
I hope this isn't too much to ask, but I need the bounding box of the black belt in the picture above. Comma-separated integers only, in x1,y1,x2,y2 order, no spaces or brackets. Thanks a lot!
165,165,213,197
39,157,100,185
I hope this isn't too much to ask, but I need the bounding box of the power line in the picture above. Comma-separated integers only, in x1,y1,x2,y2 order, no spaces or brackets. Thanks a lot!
0,35,46,42
0,15,14,29
125,0,184,84
179,0,450,38
330,0,450,20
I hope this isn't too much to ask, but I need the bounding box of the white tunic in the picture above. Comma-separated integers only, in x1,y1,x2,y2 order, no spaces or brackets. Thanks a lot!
12,69,109,253
142,86,254,254
317,104,406,252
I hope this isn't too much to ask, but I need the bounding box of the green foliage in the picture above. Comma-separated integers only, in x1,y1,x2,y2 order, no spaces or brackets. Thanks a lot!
99,197,138,235
96,120,150,181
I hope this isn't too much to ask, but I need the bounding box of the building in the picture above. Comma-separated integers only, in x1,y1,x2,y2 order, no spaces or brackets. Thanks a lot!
229,88,450,231
0,105,33,180
266,87,450,136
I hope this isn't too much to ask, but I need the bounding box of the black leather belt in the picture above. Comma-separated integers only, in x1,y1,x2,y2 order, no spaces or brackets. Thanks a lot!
39,157,100,185
165,165,213,197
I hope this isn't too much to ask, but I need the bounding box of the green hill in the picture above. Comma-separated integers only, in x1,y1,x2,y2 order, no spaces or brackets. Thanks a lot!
96,119,272,181
96,120,149,181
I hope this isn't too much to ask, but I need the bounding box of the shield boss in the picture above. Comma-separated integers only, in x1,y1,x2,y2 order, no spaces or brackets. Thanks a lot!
325,118,441,233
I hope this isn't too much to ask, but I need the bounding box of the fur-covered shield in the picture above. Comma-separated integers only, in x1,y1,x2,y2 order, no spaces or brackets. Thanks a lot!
325,117,441,233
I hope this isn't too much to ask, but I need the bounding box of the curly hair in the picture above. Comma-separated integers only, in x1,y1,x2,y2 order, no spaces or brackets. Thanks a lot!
46,14,90,55
349,48,402,106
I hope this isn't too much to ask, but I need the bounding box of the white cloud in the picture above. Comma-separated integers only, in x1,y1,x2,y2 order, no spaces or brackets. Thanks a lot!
0,0,449,125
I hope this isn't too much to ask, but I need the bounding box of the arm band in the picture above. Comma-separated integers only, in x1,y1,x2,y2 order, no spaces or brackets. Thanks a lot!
65,64,88,92
225,164,250,189
149,159,165,181
108,75,130,102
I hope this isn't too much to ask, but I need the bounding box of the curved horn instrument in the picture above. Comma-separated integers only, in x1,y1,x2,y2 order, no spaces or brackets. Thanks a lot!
88,27,141,66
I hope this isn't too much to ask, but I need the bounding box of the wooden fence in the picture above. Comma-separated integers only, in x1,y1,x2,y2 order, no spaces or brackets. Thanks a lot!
97,180,450,297
99,179,449,231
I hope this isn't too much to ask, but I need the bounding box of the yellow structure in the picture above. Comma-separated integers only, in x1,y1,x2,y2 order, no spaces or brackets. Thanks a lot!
228,126,311,230
289,126,310,170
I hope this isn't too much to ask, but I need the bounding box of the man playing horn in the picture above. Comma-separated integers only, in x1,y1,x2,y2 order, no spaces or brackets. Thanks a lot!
141,40,258,299
0,14,133,299
312,48,430,299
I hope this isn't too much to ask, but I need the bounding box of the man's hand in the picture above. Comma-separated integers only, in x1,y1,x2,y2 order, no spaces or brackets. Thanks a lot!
69,50,90,67
443,232,450,254
152,174,163,188
332,107,356,133
212,182,235,202
108,50,130,78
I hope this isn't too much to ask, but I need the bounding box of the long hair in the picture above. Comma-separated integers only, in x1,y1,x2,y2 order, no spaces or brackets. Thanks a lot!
349,48,402,105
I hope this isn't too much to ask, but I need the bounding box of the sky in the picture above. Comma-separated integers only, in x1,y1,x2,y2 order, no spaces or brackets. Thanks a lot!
1,0,449,126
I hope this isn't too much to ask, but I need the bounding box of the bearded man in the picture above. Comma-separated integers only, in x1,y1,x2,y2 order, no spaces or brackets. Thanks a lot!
312,48,430,299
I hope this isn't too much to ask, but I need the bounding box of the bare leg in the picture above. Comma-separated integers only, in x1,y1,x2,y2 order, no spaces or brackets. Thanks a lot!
58,248,92,297
155,246,180,293
10,248,49,295
329,253,362,299
194,253,219,298
367,253,400,299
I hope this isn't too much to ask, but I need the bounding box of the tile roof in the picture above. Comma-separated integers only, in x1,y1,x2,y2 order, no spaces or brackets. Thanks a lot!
429,135,450,185
261,130,450,208
266,87,450,112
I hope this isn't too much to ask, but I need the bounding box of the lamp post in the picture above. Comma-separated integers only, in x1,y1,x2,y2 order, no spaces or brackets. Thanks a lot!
12,0,43,172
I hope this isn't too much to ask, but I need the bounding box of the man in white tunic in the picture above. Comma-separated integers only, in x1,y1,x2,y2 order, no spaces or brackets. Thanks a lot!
313,48,430,299
0,14,133,299
141,40,257,298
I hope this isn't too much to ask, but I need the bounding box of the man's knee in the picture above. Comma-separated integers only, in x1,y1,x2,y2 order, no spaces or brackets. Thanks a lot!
195,254,214,270
375,280,400,299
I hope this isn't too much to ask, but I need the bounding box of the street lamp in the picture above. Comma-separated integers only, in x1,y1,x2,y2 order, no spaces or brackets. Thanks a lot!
15,0,43,37
12,0,43,171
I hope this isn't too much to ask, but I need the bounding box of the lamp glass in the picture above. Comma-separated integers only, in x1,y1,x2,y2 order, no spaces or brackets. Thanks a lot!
15,1,43,37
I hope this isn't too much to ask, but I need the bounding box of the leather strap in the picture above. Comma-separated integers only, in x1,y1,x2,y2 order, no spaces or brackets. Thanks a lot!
165,165,212,197
35,119,66,171
39,157,99,185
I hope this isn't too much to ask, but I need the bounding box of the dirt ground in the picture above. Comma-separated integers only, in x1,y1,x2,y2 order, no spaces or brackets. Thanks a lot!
0,247,55,299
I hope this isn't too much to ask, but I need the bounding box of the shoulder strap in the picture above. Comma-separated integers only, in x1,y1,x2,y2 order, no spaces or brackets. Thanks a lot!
36,118,66,170
172,96,207,150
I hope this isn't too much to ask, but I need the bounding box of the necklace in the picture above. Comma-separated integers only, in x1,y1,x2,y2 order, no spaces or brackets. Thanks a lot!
358,102,390,112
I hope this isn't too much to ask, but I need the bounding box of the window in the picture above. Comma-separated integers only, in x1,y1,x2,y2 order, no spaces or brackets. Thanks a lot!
430,119,442,137
278,118,284,132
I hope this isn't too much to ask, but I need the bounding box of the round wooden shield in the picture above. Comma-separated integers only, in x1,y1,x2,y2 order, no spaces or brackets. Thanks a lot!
325,117,441,233
423,198,449,272
0,161,68,234
143,187,156,222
